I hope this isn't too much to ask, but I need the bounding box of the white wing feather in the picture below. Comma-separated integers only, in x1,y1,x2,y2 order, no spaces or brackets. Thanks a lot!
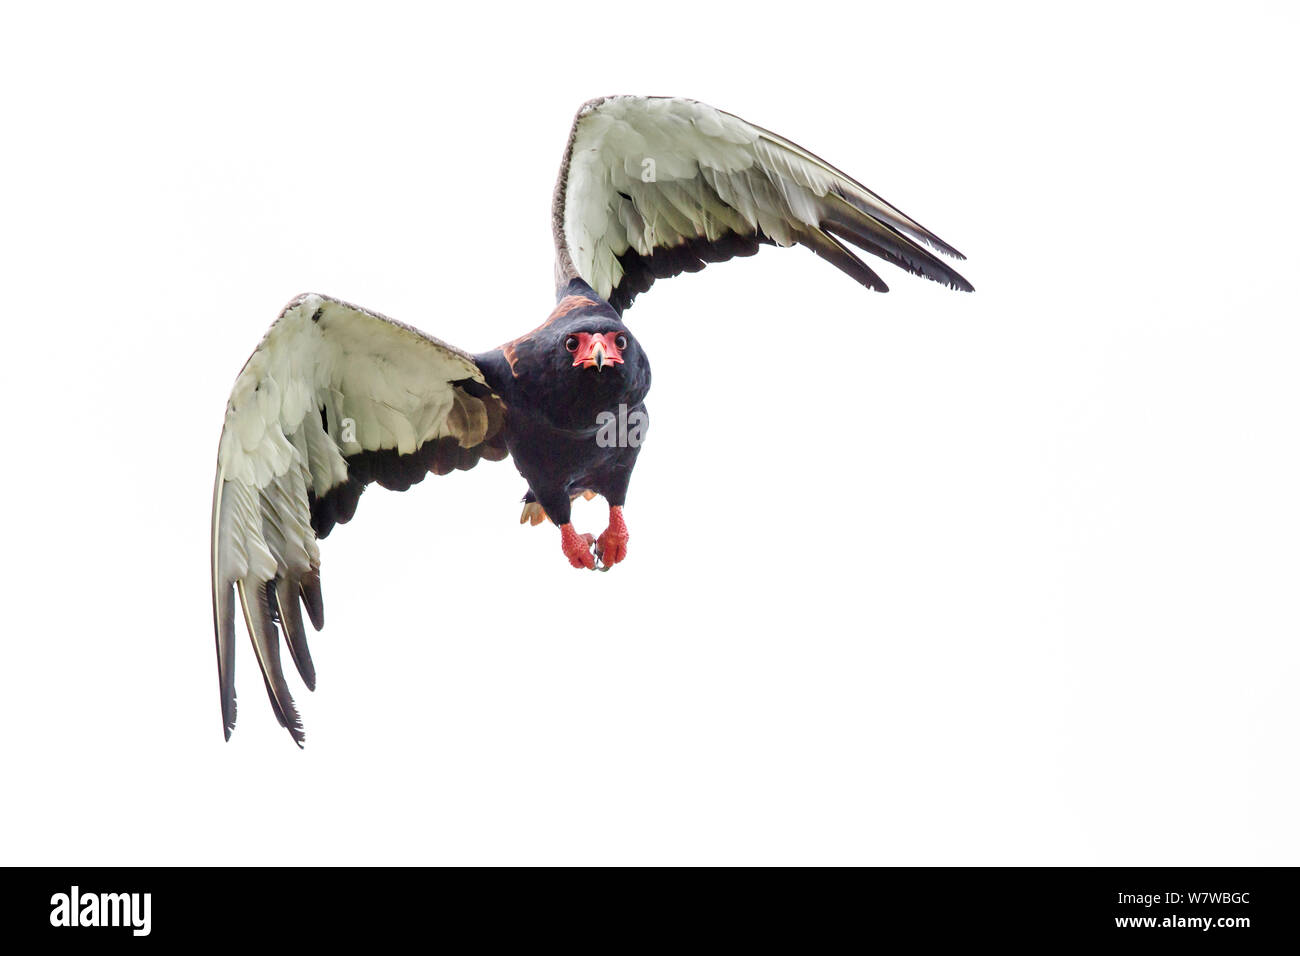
553,95,971,310
211,293,497,745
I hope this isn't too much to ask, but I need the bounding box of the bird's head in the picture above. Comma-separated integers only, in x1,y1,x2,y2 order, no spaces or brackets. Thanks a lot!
522,314,649,428
542,313,645,388
492,292,651,429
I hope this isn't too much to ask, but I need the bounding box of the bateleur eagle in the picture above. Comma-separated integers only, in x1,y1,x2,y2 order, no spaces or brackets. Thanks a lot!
211,95,973,745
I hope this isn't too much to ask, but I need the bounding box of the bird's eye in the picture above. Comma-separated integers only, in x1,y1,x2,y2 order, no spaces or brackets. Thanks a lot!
615,334,628,351
565,336,579,352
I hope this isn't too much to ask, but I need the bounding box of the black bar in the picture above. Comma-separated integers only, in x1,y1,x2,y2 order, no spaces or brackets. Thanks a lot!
3,867,1289,944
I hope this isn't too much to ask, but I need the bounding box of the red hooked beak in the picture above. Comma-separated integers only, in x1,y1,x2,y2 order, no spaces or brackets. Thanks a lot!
571,332,625,371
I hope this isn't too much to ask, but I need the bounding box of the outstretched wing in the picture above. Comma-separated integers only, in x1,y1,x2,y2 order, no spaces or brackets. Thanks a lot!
552,95,972,314
211,293,507,746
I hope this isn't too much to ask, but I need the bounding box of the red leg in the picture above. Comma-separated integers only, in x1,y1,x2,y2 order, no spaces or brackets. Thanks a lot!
595,506,629,567
560,522,596,570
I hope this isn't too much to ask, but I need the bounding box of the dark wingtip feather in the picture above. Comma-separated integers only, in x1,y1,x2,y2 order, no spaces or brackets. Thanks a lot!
215,581,238,741
239,580,306,747
911,229,967,263
275,577,316,691
222,693,236,742
831,183,968,263
801,227,890,293
300,568,325,631
822,202,974,294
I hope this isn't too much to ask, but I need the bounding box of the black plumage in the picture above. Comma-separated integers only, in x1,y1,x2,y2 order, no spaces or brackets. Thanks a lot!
475,281,650,534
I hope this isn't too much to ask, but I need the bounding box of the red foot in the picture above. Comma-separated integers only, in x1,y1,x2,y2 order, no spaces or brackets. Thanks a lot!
560,523,596,569
595,506,629,567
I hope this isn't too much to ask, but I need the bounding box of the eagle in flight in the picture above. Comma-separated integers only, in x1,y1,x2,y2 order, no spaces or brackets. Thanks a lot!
211,95,973,744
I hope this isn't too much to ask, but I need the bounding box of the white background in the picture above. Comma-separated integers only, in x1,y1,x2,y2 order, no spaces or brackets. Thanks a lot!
2,1,1297,865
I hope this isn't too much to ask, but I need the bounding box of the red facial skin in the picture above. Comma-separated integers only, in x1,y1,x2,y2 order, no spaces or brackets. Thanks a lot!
568,332,625,370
